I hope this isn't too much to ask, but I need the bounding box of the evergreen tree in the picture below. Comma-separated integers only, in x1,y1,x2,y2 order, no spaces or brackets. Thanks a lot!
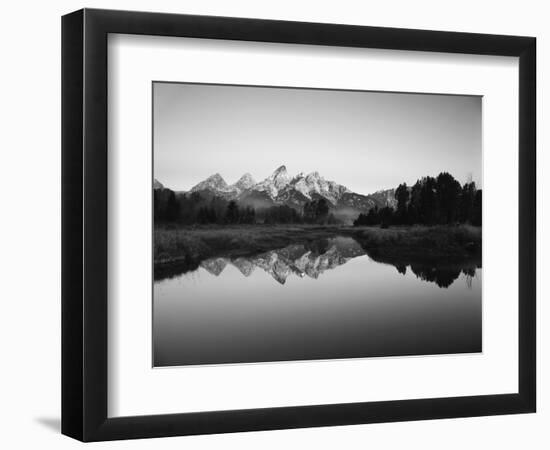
459,182,477,223
165,190,179,222
225,201,240,224
419,176,437,224
353,206,380,226
472,190,482,226
241,206,256,224
303,201,316,223
197,206,209,224
303,198,330,224
395,182,409,224
407,180,423,224
378,206,394,228
435,172,461,224
153,190,162,221
316,198,329,222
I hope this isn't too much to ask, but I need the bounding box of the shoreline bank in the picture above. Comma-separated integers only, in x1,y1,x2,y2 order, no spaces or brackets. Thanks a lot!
154,224,482,273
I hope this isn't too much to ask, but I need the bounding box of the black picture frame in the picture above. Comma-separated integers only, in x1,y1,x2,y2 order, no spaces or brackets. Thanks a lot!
62,8,536,442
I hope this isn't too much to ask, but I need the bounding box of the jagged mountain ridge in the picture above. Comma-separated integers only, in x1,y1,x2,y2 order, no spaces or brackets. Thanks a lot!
199,237,366,284
179,165,396,215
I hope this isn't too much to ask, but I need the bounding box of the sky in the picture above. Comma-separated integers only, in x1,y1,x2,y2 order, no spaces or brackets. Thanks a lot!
153,82,481,194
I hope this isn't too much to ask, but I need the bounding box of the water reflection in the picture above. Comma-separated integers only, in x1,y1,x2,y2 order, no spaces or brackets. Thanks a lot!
153,236,482,366
155,236,481,289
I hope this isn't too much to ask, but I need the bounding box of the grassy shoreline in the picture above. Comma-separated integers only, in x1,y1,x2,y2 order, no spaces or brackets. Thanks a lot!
154,224,482,270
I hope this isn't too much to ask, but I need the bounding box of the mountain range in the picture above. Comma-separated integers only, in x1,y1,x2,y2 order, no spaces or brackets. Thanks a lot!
199,236,366,284
155,165,396,221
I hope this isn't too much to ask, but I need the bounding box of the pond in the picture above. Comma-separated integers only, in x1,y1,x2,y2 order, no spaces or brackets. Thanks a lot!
153,236,481,367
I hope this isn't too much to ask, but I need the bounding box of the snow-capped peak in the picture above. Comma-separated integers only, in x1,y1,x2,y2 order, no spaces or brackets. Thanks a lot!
305,171,320,180
269,165,290,181
231,173,256,192
190,173,230,192
255,165,291,198
289,171,349,204
189,165,352,205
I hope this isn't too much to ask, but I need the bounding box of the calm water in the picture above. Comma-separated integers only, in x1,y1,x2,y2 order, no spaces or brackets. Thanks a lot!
153,237,481,367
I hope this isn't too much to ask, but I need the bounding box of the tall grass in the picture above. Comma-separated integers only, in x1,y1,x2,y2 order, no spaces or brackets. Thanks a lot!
353,225,481,259
154,224,481,265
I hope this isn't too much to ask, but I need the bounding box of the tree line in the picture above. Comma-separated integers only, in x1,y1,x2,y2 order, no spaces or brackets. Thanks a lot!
154,189,337,225
155,171,481,227
353,172,482,227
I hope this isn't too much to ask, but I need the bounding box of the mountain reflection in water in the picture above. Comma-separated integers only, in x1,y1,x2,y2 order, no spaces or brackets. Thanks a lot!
156,236,480,289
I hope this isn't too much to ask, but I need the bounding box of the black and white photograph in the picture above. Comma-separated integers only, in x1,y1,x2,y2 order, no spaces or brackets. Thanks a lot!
153,82,483,367
0,0,542,446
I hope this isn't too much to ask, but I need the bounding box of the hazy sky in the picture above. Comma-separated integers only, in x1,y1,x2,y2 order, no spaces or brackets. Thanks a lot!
153,82,481,194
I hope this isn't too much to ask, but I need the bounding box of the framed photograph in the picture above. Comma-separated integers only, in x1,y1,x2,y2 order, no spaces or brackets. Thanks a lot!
62,8,536,441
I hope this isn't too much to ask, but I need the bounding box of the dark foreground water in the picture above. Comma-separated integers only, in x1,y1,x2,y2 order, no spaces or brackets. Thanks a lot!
153,237,481,367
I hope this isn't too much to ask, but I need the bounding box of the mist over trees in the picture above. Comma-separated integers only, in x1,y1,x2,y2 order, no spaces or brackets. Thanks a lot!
154,190,337,225
154,171,481,227
354,172,482,227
